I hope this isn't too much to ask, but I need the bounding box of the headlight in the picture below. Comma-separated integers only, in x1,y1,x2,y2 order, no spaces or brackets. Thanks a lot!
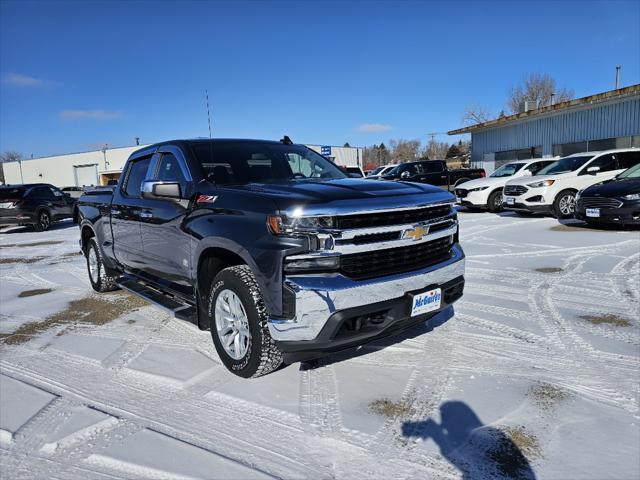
468,186,489,192
527,179,555,188
624,193,640,200
267,215,335,235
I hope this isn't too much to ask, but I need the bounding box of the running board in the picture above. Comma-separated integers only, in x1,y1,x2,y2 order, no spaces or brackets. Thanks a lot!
117,276,198,325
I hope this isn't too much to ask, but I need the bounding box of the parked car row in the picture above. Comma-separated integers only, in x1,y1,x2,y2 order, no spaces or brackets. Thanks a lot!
454,148,640,226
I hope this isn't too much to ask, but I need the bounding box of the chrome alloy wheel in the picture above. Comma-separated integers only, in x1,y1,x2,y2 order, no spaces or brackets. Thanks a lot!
88,245,99,283
493,192,503,208
558,193,576,215
214,289,251,360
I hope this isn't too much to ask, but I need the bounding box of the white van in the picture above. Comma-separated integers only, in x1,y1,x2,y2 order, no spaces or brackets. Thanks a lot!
503,149,640,218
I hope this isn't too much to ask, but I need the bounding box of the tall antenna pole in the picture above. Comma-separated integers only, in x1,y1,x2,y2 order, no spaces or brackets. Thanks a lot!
205,89,212,139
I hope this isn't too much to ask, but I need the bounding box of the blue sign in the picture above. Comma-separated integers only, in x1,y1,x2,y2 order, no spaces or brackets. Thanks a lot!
321,146,332,156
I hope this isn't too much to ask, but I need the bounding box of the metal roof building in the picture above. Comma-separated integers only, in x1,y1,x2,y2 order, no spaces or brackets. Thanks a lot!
448,84,640,173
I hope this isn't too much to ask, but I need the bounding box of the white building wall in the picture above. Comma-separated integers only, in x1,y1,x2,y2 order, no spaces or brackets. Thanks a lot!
3,146,149,187
3,143,364,186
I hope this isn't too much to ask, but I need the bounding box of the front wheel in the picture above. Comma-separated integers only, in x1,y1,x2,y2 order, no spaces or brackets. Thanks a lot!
553,190,577,219
86,237,119,292
208,265,283,378
487,190,503,213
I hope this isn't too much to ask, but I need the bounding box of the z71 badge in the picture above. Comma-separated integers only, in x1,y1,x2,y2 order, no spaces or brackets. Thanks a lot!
196,195,218,204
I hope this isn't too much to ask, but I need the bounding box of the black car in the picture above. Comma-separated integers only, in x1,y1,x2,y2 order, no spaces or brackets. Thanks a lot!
380,160,485,190
575,163,640,226
0,183,77,231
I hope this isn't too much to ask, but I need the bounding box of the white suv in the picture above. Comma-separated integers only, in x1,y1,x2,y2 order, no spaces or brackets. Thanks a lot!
503,148,640,218
455,159,556,212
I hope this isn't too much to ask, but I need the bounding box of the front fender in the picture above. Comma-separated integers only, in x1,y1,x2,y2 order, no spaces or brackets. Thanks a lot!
188,209,307,318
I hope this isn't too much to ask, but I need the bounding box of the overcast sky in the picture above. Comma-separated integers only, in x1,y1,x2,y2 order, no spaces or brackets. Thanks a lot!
1,0,638,158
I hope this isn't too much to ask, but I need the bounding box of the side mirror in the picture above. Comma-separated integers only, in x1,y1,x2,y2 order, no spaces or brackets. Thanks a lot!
400,171,411,179
586,166,601,175
141,180,182,200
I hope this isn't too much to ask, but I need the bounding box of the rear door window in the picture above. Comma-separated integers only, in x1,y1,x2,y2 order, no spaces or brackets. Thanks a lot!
422,162,444,173
581,154,617,174
616,151,640,170
124,157,151,197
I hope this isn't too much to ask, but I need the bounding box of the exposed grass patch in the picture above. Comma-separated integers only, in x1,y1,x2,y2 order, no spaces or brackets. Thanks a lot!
1,293,148,345
550,224,585,232
579,313,631,327
0,256,46,265
527,382,568,411
369,399,415,418
489,425,541,478
535,267,564,273
18,288,54,298
0,240,64,248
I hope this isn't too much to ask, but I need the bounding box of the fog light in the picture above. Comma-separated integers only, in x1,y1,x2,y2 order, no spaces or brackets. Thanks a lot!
285,256,340,273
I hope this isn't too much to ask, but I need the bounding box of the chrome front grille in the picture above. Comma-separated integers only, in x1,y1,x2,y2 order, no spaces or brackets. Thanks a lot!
287,204,459,279
504,185,528,196
578,197,623,209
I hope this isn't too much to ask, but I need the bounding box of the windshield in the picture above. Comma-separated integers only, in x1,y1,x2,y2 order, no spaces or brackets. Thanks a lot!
490,163,525,178
537,155,594,175
190,142,348,184
368,167,384,176
385,164,404,176
0,187,26,199
617,162,640,179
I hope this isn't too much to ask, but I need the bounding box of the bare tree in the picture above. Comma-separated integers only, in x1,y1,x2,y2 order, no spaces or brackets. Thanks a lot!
0,151,23,163
388,139,421,162
462,104,492,125
507,73,574,114
422,140,449,160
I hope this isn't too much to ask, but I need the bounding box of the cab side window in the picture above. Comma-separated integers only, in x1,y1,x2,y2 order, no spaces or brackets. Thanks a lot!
422,162,444,173
156,153,187,193
124,157,151,197
617,151,640,170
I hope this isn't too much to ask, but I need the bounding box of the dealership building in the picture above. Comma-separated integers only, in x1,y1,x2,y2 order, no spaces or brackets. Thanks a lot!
448,84,640,173
2,142,364,187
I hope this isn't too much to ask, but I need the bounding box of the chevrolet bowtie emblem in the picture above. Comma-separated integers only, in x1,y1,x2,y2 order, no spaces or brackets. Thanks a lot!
403,225,429,241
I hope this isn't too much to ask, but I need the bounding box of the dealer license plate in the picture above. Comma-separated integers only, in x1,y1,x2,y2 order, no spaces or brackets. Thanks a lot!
586,208,600,218
410,288,442,317
505,197,515,205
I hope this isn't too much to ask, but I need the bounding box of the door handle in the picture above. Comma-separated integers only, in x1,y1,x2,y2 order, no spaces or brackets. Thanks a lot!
139,212,153,219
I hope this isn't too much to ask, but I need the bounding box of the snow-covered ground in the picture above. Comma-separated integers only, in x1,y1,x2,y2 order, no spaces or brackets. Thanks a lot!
1,213,638,480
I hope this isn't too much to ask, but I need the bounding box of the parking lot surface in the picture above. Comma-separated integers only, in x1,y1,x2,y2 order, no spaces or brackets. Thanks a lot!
1,213,639,479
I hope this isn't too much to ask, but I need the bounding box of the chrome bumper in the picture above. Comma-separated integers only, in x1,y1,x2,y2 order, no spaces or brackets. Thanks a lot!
267,244,465,341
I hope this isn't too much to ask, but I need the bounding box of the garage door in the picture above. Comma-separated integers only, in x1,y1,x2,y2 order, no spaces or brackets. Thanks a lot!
74,164,98,187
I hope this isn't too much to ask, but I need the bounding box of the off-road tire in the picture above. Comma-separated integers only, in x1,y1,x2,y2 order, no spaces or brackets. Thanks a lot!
553,190,577,219
487,189,503,213
208,265,283,378
86,237,119,292
33,209,51,232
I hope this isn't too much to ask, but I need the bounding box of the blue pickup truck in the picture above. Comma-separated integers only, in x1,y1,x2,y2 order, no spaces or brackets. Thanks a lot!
77,138,465,378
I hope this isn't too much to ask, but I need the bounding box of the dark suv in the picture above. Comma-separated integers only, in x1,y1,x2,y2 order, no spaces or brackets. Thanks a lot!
0,183,77,231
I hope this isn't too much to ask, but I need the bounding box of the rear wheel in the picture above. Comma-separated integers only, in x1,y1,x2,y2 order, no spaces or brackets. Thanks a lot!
208,265,283,378
33,209,51,232
487,190,503,213
553,190,577,219
86,237,119,292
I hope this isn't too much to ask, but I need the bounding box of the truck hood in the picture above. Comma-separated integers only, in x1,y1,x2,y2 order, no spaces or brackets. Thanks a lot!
223,178,454,215
581,177,640,197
